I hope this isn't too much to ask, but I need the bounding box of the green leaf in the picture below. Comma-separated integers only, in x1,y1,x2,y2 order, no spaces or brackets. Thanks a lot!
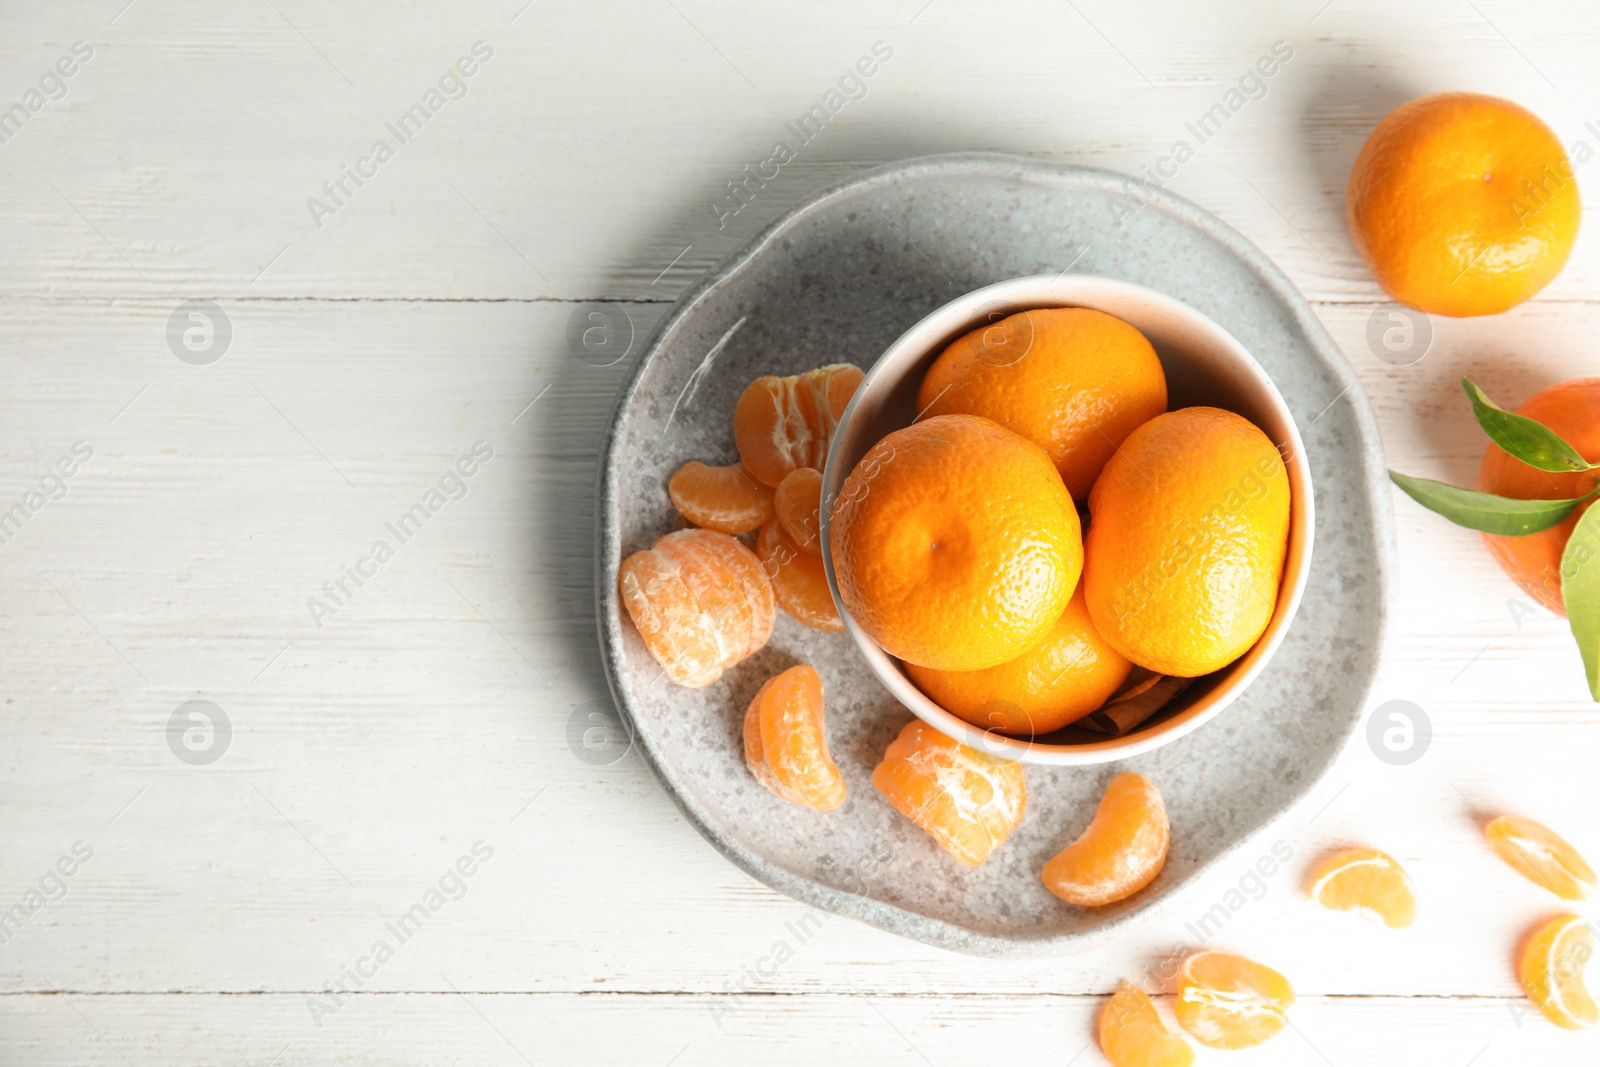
1560,503,1600,701
1389,471,1583,535
1462,377,1597,473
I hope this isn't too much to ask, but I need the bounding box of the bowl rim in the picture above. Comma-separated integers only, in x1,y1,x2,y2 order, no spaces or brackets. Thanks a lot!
818,273,1316,766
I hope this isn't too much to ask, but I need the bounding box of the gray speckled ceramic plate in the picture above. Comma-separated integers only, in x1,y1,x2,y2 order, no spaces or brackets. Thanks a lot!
595,153,1392,957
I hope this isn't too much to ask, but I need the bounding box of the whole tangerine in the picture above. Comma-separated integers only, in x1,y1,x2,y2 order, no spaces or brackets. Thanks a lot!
1476,378,1600,616
1347,92,1580,316
830,414,1082,673
903,583,1130,736
1083,407,1290,678
916,307,1167,500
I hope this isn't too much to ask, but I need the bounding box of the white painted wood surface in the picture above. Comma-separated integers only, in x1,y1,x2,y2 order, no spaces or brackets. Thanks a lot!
3,0,1600,1062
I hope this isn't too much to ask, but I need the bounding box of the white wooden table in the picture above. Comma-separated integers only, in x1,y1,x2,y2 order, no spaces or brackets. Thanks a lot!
3,0,1599,1062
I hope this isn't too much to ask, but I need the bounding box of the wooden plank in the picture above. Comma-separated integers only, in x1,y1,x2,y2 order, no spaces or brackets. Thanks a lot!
0,0,1596,303
0,992,1584,1065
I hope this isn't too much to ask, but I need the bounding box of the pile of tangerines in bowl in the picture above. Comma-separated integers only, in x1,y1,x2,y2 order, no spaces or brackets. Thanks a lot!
618,90,1600,1061
621,285,1294,855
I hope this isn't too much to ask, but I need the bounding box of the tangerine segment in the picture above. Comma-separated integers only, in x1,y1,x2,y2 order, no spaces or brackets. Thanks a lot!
871,719,1026,867
617,528,775,687
1306,847,1417,928
904,583,1131,736
1098,983,1195,1067
916,307,1168,500
734,364,864,487
743,664,846,811
667,461,774,535
1348,92,1580,317
774,467,824,555
1084,406,1290,678
1042,772,1169,906
756,520,843,632
1475,378,1600,616
1520,914,1599,1030
1487,815,1598,901
831,414,1082,672
1174,951,1295,1050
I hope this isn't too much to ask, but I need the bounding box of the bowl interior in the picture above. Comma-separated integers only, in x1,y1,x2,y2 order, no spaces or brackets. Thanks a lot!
819,275,1314,765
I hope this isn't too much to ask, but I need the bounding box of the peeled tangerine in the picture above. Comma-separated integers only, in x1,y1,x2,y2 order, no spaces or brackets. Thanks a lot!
1042,772,1169,906
667,460,774,535
734,364,863,488
1174,951,1295,1050
1306,847,1417,928
1098,983,1194,1067
743,665,845,811
1084,407,1290,678
905,584,1131,736
756,520,842,632
1520,914,1598,1030
617,528,774,687
872,719,1025,866
1486,815,1597,901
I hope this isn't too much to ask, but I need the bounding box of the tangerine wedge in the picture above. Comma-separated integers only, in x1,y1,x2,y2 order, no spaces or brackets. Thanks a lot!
734,363,863,487
617,528,774,687
1520,914,1598,1030
1487,815,1597,901
668,460,774,535
743,664,845,811
1098,983,1194,1067
1174,950,1295,1050
1042,773,1169,906
1306,847,1417,928
774,467,824,555
757,519,842,632
872,719,1025,867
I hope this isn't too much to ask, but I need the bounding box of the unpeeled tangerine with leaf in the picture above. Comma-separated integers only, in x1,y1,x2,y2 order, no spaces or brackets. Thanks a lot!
1390,376,1600,699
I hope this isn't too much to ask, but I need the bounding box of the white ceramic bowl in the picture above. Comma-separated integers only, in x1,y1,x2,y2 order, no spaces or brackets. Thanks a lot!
818,275,1315,766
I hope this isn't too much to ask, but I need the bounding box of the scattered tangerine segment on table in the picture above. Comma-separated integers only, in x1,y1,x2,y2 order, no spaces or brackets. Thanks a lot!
871,719,1025,867
831,413,1082,673
1083,405,1291,678
667,460,774,535
916,306,1168,500
1486,815,1598,901
617,528,774,687
1306,847,1418,928
756,519,843,632
1041,772,1168,907
774,466,824,556
1519,914,1598,1030
1098,982,1194,1067
1173,950,1295,1050
734,363,863,488
1347,91,1581,317
904,581,1131,736
1475,378,1600,616
742,664,846,811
